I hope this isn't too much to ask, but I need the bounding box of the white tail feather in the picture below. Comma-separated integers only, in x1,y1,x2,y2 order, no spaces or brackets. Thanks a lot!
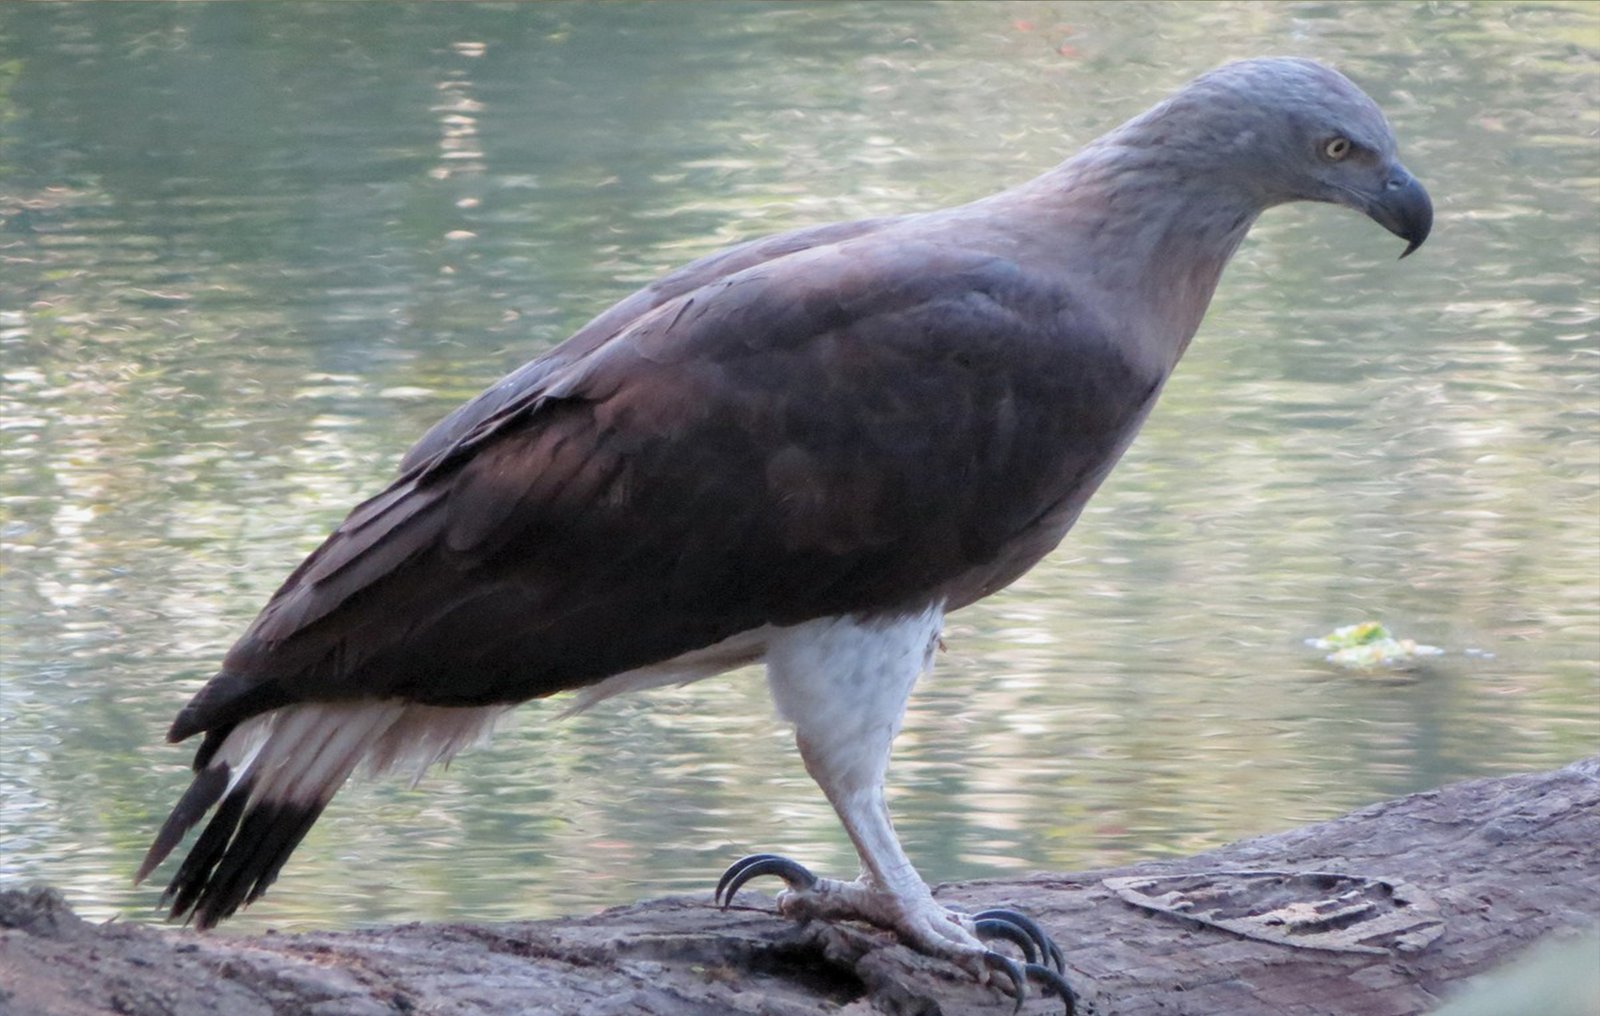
282,702,406,805
212,700,506,807
368,703,511,786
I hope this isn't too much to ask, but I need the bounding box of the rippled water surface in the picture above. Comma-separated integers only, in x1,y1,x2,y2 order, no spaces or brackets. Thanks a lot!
2,2,1596,930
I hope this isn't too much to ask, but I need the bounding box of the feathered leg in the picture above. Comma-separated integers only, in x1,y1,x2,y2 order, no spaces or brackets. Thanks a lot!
716,607,1074,1012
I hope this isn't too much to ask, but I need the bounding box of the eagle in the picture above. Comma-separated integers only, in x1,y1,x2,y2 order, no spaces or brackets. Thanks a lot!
138,57,1431,1008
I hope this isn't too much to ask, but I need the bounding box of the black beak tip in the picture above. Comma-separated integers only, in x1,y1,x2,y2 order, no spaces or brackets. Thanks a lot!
1384,172,1432,260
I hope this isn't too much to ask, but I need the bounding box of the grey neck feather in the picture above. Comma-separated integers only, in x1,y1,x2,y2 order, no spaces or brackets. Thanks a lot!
993,112,1270,376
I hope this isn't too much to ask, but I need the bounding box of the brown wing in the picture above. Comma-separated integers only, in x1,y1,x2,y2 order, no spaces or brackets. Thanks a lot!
169,234,1158,750
398,217,894,473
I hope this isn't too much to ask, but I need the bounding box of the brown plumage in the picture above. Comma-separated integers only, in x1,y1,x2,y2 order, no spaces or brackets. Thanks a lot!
140,57,1431,960
174,243,1148,741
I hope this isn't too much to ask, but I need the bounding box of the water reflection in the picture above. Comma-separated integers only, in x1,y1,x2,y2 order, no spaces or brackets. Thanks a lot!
1,2,1595,931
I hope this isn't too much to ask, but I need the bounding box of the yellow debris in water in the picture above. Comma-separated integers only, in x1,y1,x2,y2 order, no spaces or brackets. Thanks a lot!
1309,622,1443,670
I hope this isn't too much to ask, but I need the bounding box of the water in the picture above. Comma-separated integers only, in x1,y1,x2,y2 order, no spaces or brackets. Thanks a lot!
1,2,1595,931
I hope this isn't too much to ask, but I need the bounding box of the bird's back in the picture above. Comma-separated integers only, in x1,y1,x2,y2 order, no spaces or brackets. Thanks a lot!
168,210,1162,753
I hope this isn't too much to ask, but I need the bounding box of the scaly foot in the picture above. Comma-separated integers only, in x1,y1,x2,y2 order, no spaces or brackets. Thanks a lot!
715,853,1075,1013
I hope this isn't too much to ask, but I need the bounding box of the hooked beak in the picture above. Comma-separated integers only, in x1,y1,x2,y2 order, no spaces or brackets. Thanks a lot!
1364,164,1433,259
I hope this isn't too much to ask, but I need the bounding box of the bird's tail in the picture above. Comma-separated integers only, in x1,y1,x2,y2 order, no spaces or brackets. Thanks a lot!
136,699,506,929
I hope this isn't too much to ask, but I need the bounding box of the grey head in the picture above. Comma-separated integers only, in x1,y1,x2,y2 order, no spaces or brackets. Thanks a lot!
1104,57,1433,257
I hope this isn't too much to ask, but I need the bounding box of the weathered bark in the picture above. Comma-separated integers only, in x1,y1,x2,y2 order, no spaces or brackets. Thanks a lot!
4,758,1597,1016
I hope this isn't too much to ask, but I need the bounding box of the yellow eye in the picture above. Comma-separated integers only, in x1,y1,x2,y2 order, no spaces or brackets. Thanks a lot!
1324,137,1352,161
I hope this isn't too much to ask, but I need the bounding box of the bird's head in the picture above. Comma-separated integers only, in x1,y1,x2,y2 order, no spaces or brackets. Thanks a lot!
1126,57,1434,258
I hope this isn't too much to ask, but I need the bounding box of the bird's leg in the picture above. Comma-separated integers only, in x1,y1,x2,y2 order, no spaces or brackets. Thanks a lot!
717,610,1074,1011
787,733,968,942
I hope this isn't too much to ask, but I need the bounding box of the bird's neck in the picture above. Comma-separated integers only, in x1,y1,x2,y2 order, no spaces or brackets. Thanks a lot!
1011,142,1264,375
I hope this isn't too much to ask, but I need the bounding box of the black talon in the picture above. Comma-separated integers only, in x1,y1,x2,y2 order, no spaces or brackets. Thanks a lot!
713,853,817,908
981,950,1028,1011
974,916,1040,964
1024,961,1078,1016
714,853,786,904
973,907,1065,973
712,866,1069,1012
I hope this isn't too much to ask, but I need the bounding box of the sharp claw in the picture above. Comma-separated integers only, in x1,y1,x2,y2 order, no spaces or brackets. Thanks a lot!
973,916,1041,964
714,853,786,904
973,907,1065,973
982,950,1028,1010
1024,962,1078,1016
712,864,1071,1012
713,853,818,908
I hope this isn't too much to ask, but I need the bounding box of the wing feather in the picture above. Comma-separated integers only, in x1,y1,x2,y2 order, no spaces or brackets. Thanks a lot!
172,233,1157,744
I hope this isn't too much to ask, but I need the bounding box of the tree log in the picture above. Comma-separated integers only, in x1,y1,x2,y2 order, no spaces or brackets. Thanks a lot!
4,758,1597,1016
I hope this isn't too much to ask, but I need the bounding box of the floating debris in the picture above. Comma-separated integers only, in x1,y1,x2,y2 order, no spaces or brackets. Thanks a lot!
1309,621,1443,670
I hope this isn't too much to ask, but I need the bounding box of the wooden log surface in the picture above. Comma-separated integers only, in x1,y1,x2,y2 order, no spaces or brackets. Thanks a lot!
3,757,1597,1016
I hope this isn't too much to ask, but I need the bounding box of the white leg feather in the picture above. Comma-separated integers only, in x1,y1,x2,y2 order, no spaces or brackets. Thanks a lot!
724,606,1071,1006
765,605,943,897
